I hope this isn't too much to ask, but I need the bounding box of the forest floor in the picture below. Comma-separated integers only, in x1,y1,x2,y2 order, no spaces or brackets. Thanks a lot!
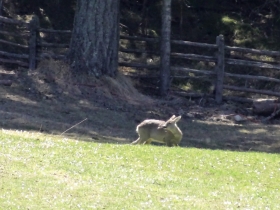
0,60,280,153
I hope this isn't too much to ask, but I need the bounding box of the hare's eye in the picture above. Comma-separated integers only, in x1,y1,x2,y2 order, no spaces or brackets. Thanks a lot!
164,123,171,128
162,125,167,128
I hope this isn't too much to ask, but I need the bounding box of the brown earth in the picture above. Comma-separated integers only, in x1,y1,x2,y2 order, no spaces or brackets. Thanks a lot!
0,59,280,153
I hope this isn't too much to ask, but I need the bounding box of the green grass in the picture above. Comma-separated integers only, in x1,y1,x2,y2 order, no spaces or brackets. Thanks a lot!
0,130,279,209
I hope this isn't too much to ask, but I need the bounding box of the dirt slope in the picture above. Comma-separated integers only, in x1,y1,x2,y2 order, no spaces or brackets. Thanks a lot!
0,60,280,153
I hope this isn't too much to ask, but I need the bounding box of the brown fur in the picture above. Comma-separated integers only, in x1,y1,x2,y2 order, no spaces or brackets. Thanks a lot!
131,115,183,146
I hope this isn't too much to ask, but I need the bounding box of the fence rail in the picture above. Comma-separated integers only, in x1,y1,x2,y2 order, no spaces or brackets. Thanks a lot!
226,45,280,56
171,39,217,49
0,15,71,69
1,15,280,101
0,16,27,26
0,39,28,48
119,34,280,101
39,28,72,34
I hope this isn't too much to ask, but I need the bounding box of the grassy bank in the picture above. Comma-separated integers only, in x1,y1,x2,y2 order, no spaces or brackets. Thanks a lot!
0,130,279,209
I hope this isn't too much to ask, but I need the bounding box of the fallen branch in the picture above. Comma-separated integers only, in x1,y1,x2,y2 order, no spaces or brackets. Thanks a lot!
252,99,280,115
60,118,88,135
262,107,280,123
0,80,13,86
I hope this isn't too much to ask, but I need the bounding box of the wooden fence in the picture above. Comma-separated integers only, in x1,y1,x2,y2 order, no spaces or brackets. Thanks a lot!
1,15,280,102
0,15,70,70
119,35,280,102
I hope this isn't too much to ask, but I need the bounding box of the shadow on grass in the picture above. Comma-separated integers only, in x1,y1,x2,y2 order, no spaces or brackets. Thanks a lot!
179,119,280,154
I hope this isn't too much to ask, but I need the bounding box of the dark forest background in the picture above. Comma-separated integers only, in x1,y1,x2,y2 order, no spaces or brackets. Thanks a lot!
3,0,280,50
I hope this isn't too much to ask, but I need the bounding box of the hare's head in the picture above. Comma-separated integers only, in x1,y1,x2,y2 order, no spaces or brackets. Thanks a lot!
159,115,181,132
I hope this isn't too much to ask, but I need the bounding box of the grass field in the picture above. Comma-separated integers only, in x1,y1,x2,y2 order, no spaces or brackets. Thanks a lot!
0,129,279,209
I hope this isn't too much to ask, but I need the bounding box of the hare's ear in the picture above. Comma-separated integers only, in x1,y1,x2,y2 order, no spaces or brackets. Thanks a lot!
174,116,181,123
169,115,176,120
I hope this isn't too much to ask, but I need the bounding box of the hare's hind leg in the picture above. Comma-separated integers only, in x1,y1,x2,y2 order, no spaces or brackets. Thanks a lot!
166,140,180,147
132,137,152,145
131,137,145,145
143,138,152,145
131,137,149,145
166,141,173,147
132,129,151,145
131,138,140,145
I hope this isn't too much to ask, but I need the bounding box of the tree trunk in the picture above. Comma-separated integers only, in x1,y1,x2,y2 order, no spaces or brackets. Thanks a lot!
215,35,225,104
140,0,148,35
68,0,120,77
160,0,172,96
0,0,2,16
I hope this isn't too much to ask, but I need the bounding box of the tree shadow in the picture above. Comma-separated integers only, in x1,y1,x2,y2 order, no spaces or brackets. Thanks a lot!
179,119,280,154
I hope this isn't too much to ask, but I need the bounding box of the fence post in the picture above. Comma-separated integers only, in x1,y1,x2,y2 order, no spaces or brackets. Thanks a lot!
28,15,39,70
0,0,2,29
0,0,2,16
160,0,171,96
215,34,225,104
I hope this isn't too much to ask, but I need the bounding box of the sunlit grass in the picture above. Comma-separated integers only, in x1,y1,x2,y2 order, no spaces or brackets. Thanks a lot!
222,16,238,25
0,129,279,209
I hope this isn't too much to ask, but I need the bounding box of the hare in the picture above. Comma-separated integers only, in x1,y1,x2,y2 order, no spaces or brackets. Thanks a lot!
131,115,183,146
